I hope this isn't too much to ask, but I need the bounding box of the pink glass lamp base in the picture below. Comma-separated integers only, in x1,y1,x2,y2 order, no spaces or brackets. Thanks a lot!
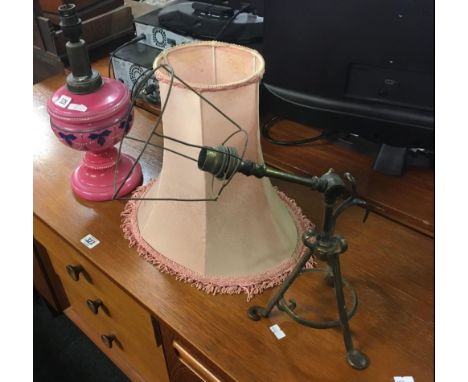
71,147,142,201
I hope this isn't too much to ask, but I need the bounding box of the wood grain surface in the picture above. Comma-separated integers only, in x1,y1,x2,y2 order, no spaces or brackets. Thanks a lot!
64,307,147,382
260,119,434,237
33,240,68,313
33,59,434,382
34,217,169,382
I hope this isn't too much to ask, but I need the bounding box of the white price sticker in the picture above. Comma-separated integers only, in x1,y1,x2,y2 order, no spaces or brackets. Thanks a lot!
269,324,286,340
394,377,415,382
68,103,88,112
54,95,72,108
80,234,100,249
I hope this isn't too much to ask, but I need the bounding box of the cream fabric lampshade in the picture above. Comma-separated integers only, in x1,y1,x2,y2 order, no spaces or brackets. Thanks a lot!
122,41,313,300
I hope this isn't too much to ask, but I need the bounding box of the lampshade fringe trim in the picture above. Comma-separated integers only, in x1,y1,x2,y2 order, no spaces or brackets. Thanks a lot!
121,179,316,301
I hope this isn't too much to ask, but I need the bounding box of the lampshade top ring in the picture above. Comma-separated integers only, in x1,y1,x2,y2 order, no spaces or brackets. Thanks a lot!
154,41,265,92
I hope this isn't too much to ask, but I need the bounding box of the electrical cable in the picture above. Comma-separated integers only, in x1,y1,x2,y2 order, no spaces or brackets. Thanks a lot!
261,115,338,146
214,4,251,40
107,34,146,79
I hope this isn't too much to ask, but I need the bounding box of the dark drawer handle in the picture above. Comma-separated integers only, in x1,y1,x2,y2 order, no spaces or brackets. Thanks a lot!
86,299,103,314
66,264,84,281
101,334,116,349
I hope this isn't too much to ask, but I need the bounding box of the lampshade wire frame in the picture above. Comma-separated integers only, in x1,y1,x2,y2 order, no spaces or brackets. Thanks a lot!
112,62,249,202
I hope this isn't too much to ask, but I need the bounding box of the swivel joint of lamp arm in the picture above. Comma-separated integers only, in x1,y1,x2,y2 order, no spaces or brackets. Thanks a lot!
242,164,370,227
198,145,370,370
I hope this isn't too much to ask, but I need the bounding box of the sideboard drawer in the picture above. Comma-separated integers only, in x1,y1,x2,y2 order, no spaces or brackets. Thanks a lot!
34,216,169,382
160,321,231,382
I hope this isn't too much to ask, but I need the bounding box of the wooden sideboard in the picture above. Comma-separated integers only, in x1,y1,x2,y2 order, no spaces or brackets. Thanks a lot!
33,59,434,381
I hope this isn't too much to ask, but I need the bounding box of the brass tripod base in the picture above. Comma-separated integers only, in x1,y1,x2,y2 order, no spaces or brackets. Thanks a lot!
247,305,269,321
347,349,369,370
247,245,369,370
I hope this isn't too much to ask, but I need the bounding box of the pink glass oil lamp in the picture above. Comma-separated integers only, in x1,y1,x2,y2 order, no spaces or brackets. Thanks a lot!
47,4,142,201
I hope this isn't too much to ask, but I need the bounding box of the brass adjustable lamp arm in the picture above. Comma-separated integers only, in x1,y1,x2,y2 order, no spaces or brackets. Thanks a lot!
198,146,369,232
198,146,351,200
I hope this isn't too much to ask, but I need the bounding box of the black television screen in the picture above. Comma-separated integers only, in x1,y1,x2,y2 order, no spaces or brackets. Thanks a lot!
261,0,434,150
